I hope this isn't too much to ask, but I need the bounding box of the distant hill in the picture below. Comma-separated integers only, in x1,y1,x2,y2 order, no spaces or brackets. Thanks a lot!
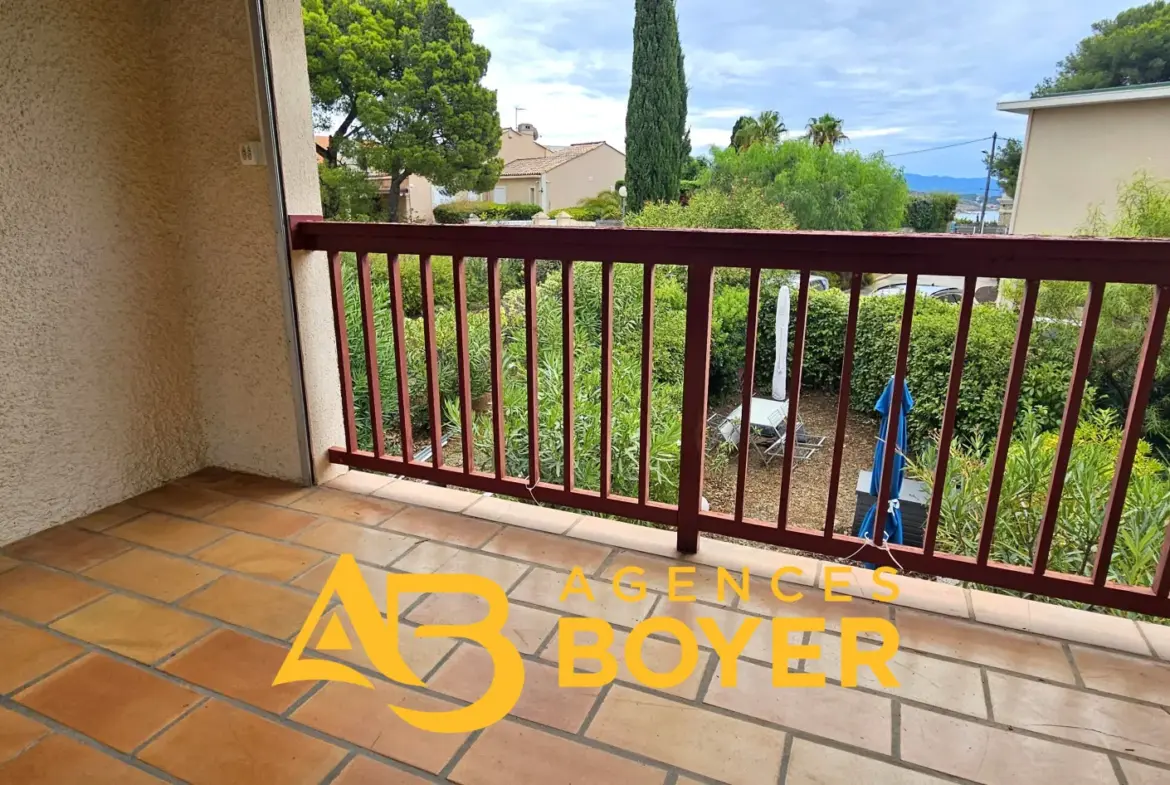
904,173,1002,199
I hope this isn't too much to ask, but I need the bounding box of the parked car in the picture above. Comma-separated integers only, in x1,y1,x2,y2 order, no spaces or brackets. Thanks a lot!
781,272,830,291
870,282,963,303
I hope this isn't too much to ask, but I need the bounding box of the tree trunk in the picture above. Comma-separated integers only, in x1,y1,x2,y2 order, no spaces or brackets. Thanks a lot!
385,173,408,222
324,108,358,168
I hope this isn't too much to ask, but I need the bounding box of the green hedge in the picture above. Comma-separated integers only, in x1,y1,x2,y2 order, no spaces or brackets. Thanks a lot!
742,287,1079,447
345,250,1084,475
545,206,609,221
903,193,959,233
433,201,545,224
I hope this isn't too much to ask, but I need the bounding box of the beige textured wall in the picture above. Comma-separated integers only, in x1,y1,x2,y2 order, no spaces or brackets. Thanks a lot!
500,129,548,163
501,177,542,205
263,0,346,484
546,146,625,212
0,0,325,544
404,174,435,222
161,0,304,482
1013,100,1170,236
0,0,201,543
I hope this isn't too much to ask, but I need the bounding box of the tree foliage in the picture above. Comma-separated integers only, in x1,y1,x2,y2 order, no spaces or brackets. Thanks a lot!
626,187,796,230
705,141,909,231
680,154,710,193
911,409,1169,593
1081,170,1170,238
318,161,381,220
984,138,1022,198
1000,174,1170,445
626,0,688,210
1033,1,1170,96
730,110,785,150
304,0,502,221
730,115,751,149
903,193,959,232
570,190,623,219
805,114,848,148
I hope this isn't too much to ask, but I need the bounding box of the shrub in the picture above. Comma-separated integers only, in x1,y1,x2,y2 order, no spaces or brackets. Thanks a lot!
903,193,959,233
544,207,597,221
704,141,909,231
627,187,796,230
432,201,545,224
997,175,1170,446
710,286,751,397
344,253,689,503
575,190,623,219
910,409,1170,595
318,163,380,221
737,284,1078,447
849,294,1077,448
752,282,850,396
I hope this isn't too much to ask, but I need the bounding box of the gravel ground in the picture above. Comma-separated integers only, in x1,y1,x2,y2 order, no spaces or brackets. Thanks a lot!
394,390,879,538
702,390,879,534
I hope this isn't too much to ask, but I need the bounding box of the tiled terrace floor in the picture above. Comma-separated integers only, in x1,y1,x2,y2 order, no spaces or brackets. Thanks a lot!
1,468,1170,784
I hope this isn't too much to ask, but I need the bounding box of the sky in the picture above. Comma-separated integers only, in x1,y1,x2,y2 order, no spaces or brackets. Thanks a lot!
449,0,1135,177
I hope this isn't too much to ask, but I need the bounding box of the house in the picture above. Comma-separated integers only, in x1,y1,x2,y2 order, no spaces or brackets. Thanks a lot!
494,138,625,213
315,123,624,220
997,82,1170,235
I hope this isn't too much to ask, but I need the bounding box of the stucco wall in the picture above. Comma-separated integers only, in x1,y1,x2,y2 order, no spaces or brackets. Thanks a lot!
0,0,324,544
0,0,202,544
1012,100,1170,236
161,0,304,483
500,129,548,163
404,174,435,222
264,0,346,487
546,146,625,212
502,177,543,205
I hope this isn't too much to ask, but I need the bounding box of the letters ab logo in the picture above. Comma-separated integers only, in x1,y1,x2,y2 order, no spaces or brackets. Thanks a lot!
273,555,524,733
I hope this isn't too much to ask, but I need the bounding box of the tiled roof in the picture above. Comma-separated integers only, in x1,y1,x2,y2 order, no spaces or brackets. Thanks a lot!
500,142,604,177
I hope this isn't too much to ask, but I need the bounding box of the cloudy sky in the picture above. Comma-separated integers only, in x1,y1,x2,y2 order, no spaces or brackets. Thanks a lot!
451,0,1132,177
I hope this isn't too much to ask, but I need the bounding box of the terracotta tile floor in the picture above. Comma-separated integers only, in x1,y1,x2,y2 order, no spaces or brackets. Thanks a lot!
1,468,1169,784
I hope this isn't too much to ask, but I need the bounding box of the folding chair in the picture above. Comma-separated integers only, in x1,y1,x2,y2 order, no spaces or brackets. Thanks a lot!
762,408,788,465
707,412,740,452
762,406,825,463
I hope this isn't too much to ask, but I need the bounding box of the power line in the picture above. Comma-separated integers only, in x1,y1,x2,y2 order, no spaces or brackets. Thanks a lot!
884,136,994,158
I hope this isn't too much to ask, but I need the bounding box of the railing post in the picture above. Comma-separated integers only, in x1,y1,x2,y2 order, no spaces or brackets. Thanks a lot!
677,262,716,554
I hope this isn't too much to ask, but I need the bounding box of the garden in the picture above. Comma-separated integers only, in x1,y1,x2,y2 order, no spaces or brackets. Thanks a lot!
337,168,1170,619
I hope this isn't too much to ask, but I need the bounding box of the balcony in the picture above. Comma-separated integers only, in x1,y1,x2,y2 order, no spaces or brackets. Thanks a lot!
293,219,1170,619
1,469,1168,784
7,0,1168,780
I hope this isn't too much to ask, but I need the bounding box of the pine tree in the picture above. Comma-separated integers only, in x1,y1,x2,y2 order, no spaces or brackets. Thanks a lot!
625,0,686,211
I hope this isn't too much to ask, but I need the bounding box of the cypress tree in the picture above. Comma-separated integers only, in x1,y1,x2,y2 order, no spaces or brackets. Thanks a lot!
625,0,686,211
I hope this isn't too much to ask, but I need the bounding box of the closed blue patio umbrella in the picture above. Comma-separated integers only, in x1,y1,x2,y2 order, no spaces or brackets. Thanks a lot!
858,376,914,550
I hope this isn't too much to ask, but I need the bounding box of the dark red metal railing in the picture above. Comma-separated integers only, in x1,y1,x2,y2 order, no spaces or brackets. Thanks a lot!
291,218,1170,616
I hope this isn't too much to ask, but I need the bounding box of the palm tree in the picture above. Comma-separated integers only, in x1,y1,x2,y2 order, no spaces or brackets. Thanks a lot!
806,114,848,148
731,110,786,150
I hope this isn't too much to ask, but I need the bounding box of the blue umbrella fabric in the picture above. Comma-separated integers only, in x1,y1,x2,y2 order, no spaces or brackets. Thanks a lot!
858,376,915,550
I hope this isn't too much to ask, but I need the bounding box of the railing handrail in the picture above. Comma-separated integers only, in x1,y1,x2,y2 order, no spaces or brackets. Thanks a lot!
296,215,1170,617
291,219,1170,284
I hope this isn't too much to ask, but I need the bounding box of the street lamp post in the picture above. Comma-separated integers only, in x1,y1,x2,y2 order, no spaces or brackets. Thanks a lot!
618,185,628,219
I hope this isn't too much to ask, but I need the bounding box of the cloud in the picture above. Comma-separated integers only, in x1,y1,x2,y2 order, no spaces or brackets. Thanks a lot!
695,107,756,120
450,0,1123,175
847,127,908,140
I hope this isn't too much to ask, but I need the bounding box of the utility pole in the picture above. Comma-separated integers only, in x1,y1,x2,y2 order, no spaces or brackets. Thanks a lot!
978,132,998,234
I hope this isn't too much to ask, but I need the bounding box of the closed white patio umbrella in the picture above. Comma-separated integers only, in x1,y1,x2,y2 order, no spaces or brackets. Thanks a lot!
772,284,790,401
